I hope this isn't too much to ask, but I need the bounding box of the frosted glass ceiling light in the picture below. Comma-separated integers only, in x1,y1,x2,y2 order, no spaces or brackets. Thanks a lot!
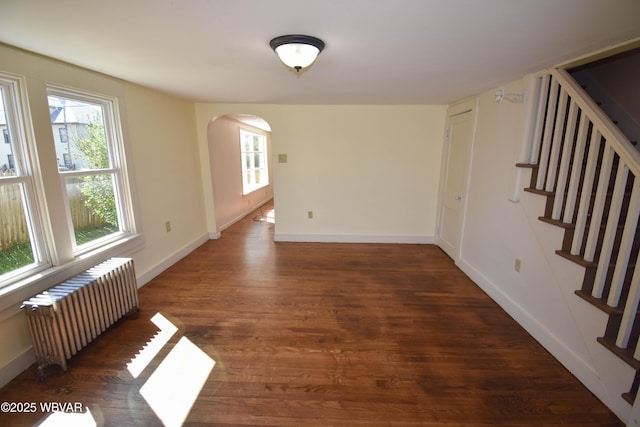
270,35,325,74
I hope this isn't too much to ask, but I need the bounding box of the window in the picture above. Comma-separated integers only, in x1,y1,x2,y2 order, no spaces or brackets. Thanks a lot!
0,76,46,282
59,127,68,143
47,88,133,253
239,129,268,194
0,76,139,296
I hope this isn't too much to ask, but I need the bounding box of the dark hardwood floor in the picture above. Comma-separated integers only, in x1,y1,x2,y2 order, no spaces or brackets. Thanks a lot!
0,201,623,426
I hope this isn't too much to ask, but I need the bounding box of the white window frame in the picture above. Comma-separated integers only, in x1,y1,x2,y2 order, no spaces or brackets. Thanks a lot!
47,85,137,256
0,74,50,286
239,128,269,195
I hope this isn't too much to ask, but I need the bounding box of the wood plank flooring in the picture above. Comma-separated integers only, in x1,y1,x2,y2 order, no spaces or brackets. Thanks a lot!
0,202,624,426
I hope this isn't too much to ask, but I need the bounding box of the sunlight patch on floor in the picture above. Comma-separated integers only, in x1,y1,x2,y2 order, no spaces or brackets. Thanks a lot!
127,312,178,378
253,208,275,224
139,336,215,427
37,408,96,426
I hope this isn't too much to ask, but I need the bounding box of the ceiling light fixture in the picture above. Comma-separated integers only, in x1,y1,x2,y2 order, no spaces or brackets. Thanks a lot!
270,34,325,74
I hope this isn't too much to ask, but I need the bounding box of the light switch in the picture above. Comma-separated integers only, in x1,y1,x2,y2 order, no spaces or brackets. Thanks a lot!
278,154,288,163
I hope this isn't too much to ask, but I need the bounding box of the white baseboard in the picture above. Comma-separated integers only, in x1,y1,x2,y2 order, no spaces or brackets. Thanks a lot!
217,198,273,233
455,256,612,409
274,233,435,244
0,347,34,389
218,212,250,233
136,233,210,288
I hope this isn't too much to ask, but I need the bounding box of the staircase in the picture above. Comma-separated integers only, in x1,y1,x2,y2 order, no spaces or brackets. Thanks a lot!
517,68,640,407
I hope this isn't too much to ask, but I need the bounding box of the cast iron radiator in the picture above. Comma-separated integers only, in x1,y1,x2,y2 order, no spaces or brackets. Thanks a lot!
21,257,139,372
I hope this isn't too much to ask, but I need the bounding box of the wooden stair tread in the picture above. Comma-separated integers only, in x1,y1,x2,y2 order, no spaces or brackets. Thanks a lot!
524,187,554,197
538,217,574,229
574,290,623,315
539,216,631,231
524,187,632,198
597,336,640,370
516,163,538,169
555,250,597,267
556,250,636,270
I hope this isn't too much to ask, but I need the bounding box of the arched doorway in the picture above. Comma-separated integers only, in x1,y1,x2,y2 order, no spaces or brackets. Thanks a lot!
207,114,274,233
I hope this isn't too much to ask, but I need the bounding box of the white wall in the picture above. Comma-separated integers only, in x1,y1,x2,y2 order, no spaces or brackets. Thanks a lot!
123,83,208,284
458,79,590,357
196,104,448,243
0,44,208,385
208,116,273,231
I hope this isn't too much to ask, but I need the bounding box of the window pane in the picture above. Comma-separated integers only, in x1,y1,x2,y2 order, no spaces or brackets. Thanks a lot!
2,149,14,173
48,95,108,172
66,174,119,247
0,82,40,280
1,89,16,174
0,182,35,275
242,136,251,152
239,129,268,194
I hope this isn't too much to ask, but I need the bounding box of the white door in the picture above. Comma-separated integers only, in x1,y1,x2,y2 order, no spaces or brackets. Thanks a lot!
438,101,476,261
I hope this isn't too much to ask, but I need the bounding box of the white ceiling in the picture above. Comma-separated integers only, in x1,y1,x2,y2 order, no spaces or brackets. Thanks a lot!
1,0,639,105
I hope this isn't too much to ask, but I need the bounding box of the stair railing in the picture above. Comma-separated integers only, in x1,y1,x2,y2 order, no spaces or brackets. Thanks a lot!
527,68,640,360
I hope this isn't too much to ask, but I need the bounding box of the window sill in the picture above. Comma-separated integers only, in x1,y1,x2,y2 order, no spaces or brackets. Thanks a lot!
242,183,269,196
0,233,145,322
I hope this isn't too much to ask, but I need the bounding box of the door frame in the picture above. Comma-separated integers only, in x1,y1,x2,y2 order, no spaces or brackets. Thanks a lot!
436,97,479,263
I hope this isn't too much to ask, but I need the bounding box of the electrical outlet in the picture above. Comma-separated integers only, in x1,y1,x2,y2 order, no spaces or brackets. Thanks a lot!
165,221,171,232
307,211,313,219
515,258,521,272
